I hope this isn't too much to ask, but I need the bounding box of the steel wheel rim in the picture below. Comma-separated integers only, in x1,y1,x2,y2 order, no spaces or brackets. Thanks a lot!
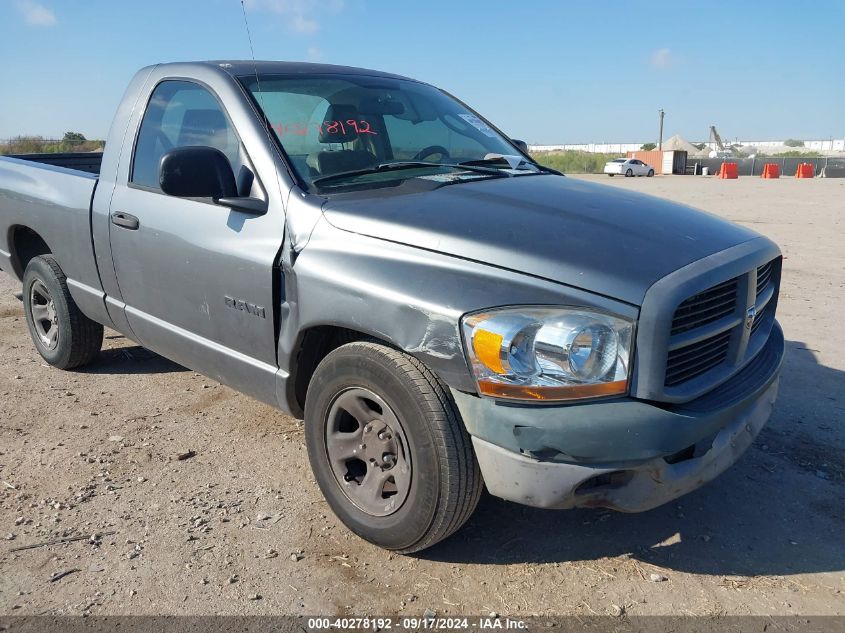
324,387,412,517
29,279,58,350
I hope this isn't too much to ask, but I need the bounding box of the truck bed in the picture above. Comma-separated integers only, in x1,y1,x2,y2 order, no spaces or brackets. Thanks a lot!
8,152,103,175
0,154,103,318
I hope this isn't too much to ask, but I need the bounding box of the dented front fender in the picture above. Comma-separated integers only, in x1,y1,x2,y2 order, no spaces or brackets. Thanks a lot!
275,215,638,406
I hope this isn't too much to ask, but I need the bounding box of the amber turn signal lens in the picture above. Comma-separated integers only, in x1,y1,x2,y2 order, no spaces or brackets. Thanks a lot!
472,329,505,374
477,379,628,401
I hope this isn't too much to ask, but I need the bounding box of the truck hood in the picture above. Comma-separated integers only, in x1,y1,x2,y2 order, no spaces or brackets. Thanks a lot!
322,175,759,306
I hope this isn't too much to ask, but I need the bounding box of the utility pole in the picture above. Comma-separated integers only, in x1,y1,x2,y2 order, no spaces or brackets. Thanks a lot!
658,109,665,150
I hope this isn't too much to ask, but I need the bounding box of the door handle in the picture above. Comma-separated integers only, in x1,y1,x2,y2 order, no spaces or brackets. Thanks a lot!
111,212,140,230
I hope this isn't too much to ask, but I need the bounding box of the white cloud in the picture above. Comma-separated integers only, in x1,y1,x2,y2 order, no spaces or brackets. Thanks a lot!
245,0,344,34
306,46,323,62
649,48,674,70
292,14,319,35
16,0,56,26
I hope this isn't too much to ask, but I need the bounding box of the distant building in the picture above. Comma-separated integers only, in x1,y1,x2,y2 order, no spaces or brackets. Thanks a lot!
531,139,845,153
531,143,643,153
706,139,845,152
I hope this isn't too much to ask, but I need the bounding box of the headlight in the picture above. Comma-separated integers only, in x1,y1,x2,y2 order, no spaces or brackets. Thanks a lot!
461,307,634,402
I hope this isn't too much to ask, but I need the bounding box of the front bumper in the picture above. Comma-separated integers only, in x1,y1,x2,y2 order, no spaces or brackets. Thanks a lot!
452,322,784,511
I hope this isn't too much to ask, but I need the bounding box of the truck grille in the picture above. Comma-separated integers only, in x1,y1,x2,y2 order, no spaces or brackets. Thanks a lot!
664,257,780,388
670,278,738,336
665,330,732,386
756,260,774,296
750,299,771,337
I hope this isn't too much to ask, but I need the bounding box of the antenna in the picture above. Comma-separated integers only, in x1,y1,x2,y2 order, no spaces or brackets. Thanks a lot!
237,1,297,233
240,0,264,106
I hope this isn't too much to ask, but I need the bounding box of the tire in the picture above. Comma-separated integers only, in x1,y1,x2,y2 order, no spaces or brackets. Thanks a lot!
607,174,615,177
22,255,103,369
625,168,633,177
305,341,482,553
647,169,655,177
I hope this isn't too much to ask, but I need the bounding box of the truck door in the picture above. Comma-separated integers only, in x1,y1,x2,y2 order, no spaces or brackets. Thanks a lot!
107,79,283,405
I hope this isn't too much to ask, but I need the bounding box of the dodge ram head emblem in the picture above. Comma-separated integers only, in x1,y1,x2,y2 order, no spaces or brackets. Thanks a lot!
745,306,757,330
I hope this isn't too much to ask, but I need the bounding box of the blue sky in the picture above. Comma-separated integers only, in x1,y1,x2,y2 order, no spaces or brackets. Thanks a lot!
1,0,842,144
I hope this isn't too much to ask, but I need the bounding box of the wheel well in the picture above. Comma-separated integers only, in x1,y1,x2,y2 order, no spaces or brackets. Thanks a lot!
290,325,380,418
10,226,51,278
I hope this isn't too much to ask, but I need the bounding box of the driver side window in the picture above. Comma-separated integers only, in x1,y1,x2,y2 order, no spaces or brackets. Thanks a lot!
131,80,241,190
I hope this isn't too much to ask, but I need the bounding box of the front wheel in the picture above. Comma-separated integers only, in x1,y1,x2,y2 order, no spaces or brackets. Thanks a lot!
607,173,615,177
304,342,482,553
647,169,655,177
22,255,103,369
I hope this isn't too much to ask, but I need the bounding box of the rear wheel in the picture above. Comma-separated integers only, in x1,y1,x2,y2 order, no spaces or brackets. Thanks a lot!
304,342,482,553
625,168,633,177
607,174,615,177
22,255,103,369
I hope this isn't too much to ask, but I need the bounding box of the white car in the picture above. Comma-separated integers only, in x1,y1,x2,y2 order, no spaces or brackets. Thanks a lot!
604,158,655,177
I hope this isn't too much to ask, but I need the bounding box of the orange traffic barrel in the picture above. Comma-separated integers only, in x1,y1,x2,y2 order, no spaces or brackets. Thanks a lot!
761,163,780,179
719,162,738,179
795,163,814,178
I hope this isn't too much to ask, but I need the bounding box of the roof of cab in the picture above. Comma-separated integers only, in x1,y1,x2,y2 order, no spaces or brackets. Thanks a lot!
195,60,418,82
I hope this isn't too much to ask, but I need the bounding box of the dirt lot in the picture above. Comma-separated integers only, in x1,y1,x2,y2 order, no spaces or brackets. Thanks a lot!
1,175,843,617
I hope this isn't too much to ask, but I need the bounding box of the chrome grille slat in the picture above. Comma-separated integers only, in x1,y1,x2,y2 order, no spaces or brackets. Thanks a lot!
756,261,773,296
668,330,733,363
750,301,770,336
667,348,729,381
665,331,732,385
670,278,738,336
666,350,728,387
666,353,729,386
674,291,737,313
671,298,738,332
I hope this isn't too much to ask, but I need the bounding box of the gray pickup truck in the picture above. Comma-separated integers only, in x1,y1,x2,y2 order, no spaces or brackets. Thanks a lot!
0,61,783,553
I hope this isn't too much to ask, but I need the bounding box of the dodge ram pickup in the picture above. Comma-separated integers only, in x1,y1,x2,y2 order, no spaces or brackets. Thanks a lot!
0,61,784,553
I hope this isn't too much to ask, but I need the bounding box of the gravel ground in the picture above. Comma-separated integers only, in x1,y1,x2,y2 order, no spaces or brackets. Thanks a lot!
0,174,843,617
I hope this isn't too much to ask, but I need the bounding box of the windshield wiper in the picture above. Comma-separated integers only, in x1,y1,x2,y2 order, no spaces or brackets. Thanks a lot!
457,156,562,175
312,161,506,187
312,161,445,187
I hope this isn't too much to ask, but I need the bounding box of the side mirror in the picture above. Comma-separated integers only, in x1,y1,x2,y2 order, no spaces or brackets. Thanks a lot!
159,146,237,199
511,139,529,154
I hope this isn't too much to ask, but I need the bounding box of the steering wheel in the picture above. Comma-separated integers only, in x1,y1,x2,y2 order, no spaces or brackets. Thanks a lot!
412,145,450,162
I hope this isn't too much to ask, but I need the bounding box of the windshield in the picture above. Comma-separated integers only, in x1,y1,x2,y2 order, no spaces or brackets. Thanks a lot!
239,73,527,190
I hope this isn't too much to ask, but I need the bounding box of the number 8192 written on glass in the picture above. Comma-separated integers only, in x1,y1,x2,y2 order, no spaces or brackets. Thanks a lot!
271,120,377,140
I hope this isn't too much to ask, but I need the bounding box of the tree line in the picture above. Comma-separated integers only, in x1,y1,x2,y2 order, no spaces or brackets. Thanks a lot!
0,132,105,155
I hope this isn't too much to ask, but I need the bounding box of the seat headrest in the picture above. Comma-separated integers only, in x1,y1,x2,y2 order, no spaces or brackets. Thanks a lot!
319,104,360,143
178,109,229,148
